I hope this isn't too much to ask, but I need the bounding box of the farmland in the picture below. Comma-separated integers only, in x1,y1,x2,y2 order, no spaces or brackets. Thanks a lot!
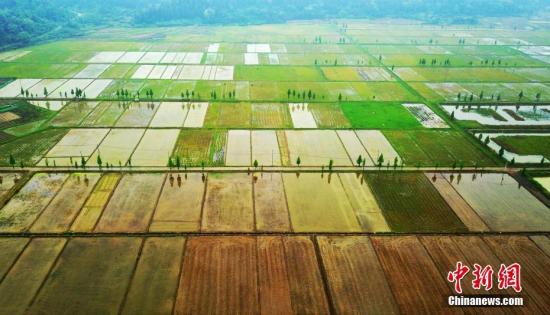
0,17,548,314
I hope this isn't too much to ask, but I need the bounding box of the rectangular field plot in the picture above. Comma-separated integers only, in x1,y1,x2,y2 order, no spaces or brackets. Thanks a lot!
283,173,361,232
41,128,109,165
251,103,292,128
138,51,166,64
95,174,165,232
391,130,495,167
244,53,259,65
89,128,144,166
149,102,188,127
341,102,421,129
0,238,28,280
74,64,110,79
115,102,158,127
318,236,399,314
26,79,67,98
83,79,112,98
0,173,68,232
365,173,467,232
50,101,98,126
171,129,226,166
204,102,251,128
80,101,125,127
183,52,203,64
309,103,350,128
286,130,351,166
371,236,458,315
28,238,141,315
150,173,205,232
0,238,67,315
0,173,20,201
247,44,271,53
0,79,41,97
252,130,281,166
254,173,290,232
336,130,373,165
0,129,67,166
338,173,390,232
117,51,145,63
225,130,251,166
444,173,550,232
148,65,167,79
88,51,125,63
356,130,400,165
30,173,100,233
183,102,208,127
131,129,179,166
403,103,448,128
428,174,489,232
121,237,185,315
132,65,154,79
70,173,121,232
202,173,254,232
175,237,259,314
258,236,330,314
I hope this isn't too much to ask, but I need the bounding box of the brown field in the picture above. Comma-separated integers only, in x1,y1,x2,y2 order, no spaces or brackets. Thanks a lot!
318,236,399,314
202,173,254,232
257,237,294,315
0,238,28,280
28,237,142,315
70,173,121,232
428,173,490,232
529,235,550,257
484,236,550,311
418,235,538,314
371,236,460,315
282,236,331,314
0,238,66,315
95,174,165,233
0,173,68,232
0,235,547,313
30,173,100,233
174,236,259,315
254,173,291,232
121,237,185,315
150,173,205,232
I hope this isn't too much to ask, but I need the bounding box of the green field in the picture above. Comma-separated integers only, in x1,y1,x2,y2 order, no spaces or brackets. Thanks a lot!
341,102,421,129
384,130,497,167
493,135,550,159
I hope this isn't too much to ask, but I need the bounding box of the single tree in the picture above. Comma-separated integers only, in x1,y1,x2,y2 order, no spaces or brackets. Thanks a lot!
253,160,259,168
328,159,334,171
9,154,15,168
296,157,301,167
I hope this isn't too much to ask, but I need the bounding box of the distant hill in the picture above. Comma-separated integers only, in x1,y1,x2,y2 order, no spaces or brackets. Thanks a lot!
0,0,548,49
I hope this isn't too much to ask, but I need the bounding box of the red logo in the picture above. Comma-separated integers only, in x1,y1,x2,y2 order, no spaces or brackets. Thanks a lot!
447,263,522,294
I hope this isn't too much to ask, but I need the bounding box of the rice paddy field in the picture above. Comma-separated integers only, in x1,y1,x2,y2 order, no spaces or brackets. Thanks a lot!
0,19,549,314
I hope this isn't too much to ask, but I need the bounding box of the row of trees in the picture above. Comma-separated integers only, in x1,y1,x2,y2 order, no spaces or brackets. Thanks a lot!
456,91,542,102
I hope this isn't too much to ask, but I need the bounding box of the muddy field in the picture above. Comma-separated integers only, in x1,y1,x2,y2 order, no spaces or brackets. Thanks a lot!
0,235,547,314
